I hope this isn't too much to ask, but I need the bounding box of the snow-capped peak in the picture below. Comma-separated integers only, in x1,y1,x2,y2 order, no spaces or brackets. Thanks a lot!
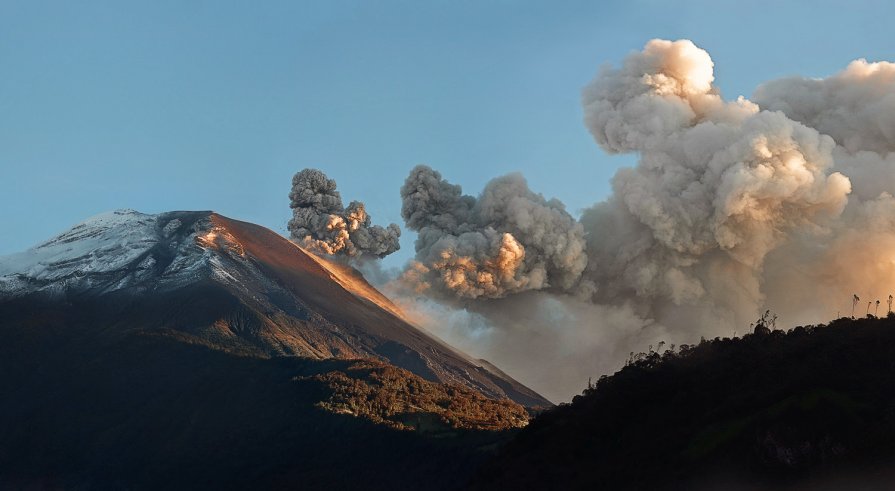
0,210,222,297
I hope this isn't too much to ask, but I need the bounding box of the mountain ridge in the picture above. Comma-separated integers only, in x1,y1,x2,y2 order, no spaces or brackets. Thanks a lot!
0,209,549,407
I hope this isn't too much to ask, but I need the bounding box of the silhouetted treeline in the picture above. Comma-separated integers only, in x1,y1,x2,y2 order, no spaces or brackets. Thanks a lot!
474,314,895,490
12,290,895,490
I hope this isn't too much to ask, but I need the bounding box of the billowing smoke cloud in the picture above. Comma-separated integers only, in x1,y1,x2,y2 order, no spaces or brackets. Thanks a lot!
754,59,895,156
379,39,895,401
399,165,587,299
579,39,853,330
288,168,401,258
751,58,895,323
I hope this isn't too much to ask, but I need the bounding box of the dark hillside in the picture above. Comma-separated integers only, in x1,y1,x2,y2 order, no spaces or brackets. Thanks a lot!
0,298,521,490
475,315,895,490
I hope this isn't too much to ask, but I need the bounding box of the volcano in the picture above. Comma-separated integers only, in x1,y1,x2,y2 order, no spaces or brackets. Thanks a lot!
0,210,548,489
0,209,546,406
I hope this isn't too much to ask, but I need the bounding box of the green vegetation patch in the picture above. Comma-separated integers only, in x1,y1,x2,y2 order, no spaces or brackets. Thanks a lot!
298,360,530,432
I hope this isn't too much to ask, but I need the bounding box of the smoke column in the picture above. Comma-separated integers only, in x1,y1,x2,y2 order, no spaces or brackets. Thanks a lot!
578,39,853,331
385,39,895,402
288,168,401,259
399,165,587,299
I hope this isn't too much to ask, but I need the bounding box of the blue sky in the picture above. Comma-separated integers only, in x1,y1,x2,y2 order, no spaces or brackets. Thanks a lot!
2,0,894,267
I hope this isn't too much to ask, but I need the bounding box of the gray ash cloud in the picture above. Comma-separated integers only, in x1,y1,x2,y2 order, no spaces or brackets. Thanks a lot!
288,168,400,259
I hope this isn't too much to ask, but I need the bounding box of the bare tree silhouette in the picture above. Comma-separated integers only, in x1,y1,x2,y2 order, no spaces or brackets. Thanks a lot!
756,310,778,330
853,294,861,318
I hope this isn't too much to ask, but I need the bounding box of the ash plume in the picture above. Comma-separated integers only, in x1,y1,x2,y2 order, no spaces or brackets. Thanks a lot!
399,165,587,299
288,168,400,259
748,57,895,326
753,60,895,156
579,39,852,330
382,39,895,401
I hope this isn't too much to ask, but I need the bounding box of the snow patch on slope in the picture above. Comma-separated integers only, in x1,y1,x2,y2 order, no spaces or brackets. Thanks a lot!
0,210,227,297
0,210,157,280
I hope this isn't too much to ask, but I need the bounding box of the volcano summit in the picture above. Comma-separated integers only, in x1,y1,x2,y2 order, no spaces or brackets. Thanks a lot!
0,210,548,489
0,209,546,406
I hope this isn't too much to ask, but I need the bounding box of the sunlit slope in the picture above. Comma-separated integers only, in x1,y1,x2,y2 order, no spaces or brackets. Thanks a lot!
212,213,551,407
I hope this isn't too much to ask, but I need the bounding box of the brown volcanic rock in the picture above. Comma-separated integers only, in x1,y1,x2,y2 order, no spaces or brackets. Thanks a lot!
211,213,550,407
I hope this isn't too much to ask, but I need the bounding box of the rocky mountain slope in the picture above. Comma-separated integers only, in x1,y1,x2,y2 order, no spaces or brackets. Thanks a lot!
0,209,548,408
0,209,552,489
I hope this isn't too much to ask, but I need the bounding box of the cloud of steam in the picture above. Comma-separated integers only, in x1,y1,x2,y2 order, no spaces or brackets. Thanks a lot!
380,39,895,401
288,168,401,258
399,165,587,299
